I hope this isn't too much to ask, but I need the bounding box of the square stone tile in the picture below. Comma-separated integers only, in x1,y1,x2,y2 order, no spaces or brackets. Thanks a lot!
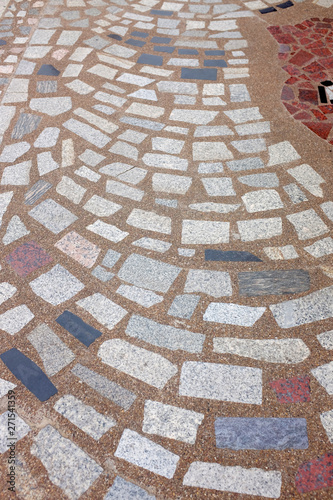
29,264,84,305
29,198,78,234
55,231,100,268
6,240,52,276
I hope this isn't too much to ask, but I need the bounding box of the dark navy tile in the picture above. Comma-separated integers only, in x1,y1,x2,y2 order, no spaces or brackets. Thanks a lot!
205,50,225,56
56,310,102,347
215,417,308,450
238,269,310,296
151,36,171,44
108,34,122,41
0,39,6,45
37,64,60,76
0,348,58,402
260,7,277,13
178,49,198,55
125,38,146,47
154,45,175,53
205,250,262,262
137,53,163,66
204,59,227,68
150,9,173,16
277,0,293,8
130,31,149,38
181,68,217,81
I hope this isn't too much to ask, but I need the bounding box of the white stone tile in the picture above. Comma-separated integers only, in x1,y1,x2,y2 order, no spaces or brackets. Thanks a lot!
30,265,84,305
87,220,128,243
204,302,266,327
0,305,34,334
76,293,127,329
287,209,329,240
242,189,283,212
184,270,232,298
237,217,282,241
182,220,229,244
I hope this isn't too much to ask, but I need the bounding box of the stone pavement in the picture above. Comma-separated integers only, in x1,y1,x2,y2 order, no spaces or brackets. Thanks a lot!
0,0,332,498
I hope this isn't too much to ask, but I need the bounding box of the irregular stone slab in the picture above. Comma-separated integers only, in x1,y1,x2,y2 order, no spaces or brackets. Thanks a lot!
55,231,100,268
143,400,204,444
63,118,110,148
30,97,72,116
115,429,179,478
87,220,128,243
31,425,102,499
184,269,232,298
56,176,86,204
270,286,333,328
183,462,281,498
179,362,262,404
204,303,266,327
287,209,328,240
0,106,16,142
182,220,229,244
157,81,198,94
311,361,333,395
3,216,29,245
181,68,217,81
142,153,188,171
0,305,34,335
0,282,16,306
56,310,102,347
267,141,300,166
29,199,77,234
126,315,204,353
152,173,191,194
54,394,115,440
238,270,310,296
0,412,30,453
295,453,333,494
194,143,233,161
169,109,218,124
237,217,282,241
305,237,333,258
202,177,235,197
264,245,298,261
98,339,177,389
72,364,136,410
76,293,127,330
1,160,31,186
24,180,52,205
205,249,261,262
117,285,163,308
215,417,308,450
288,164,325,198
30,265,84,305
36,80,57,93
239,173,279,188
37,151,59,176
213,338,310,364
0,348,57,402
105,476,155,500
127,209,171,234
37,63,59,75
83,195,121,217
11,113,41,140
106,180,144,201
284,183,308,204
242,189,283,213
0,142,30,163
317,330,333,350
270,376,311,403
28,324,75,377
118,253,181,293
0,191,13,229
168,294,200,319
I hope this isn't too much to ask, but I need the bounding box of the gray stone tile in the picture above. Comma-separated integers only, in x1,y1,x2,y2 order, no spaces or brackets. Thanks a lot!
63,118,111,148
118,253,181,293
79,149,105,166
2,216,29,245
215,417,308,450
317,330,333,350
202,177,235,196
287,209,329,240
92,266,114,282
0,141,30,163
152,173,192,195
56,176,86,204
0,378,16,399
204,302,266,327
98,339,177,389
83,195,121,217
106,180,144,201
31,425,102,500
126,314,204,353
120,116,165,131
116,285,163,308
30,97,72,116
29,198,78,234
0,412,30,453
168,294,200,319
267,141,300,167
320,409,333,443
237,217,282,241
169,109,217,124
1,161,31,186
242,189,283,213
102,249,121,269
104,477,155,500
0,305,34,335
179,362,262,404
142,153,188,171
238,270,310,296
36,81,57,94
238,173,279,188
34,127,60,148
132,237,171,253
287,164,325,197
311,361,333,395
30,265,84,305
184,270,232,298
127,209,171,234
76,293,127,329
226,157,264,171
182,220,230,244
87,220,128,243
71,363,136,410
321,201,333,222
16,60,36,75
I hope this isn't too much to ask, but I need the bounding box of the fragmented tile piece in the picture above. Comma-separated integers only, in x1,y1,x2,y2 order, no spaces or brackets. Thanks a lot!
87,220,128,243
105,476,155,500
11,113,41,140
0,348,57,401
115,429,179,478
270,376,311,404
0,378,16,399
31,425,102,499
117,285,163,308
317,331,333,350
295,453,333,494
126,315,204,353
143,400,204,444
0,282,16,306
179,362,262,404
30,265,84,305
98,339,177,389
76,293,127,330
30,97,72,116
320,410,333,443
287,209,329,240
204,303,266,327
27,324,75,377
288,164,325,198
215,417,308,450
127,209,171,234
238,270,310,296
56,311,102,347
213,338,310,364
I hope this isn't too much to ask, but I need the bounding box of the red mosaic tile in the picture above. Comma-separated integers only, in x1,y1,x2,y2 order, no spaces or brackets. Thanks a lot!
285,76,299,84
299,89,318,104
312,109,328,121
303,121,332,139
295,111,312,120
302,20,315,28
281,85,294,100
267,26,282,35
270,376,311,403
311,71,329,82
303,61,325,73
295,24,307,31
283,102,299,114
6,241,53,277
321,56,333,69
319,105,333,114
289,50,314,66
311,48,332,57
283,64,301,76
295,453,333,494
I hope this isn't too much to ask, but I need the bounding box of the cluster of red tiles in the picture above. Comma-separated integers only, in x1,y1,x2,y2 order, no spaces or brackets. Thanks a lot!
6,240,52,277
268,18,333,144
270,375,311,403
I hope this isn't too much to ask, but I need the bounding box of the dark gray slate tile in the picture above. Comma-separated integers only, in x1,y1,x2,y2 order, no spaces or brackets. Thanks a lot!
204,59,227,67
179,49,198,55
36,81,57,94
126,39,146,47
0,348,57,402
120,116,164,131
0,39,7,45
226,157,265,171
181,68,217,81
137,53,163,66
238,269,310,296
205,250,262,262
56,310,102,347
205,50,225,56
150,9,173,15
151,36,171,44
277,0,293,8
108,34,122,41
260,6,277,13
24,180,52,205
37,64,60,76
131,31,149,38
154,46,175,53
11,113,41,140
215,417,308,450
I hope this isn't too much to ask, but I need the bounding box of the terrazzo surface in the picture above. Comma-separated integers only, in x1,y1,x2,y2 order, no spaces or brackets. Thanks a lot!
0,0,332,498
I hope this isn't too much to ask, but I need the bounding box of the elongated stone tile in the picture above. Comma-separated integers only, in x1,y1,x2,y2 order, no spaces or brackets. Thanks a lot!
63,118,111,148
143,400,204,444
98,339,177,389
76,293,127,330
0,348,57,401
237,217,282,242
127,209,171,234
126,315,204,353
179,362,262,404
55,231,100,268
238,270,310,296
31,425,102,499
87,220,128,243
24,180,52,205
105,477,155,499
116,285,163,308
270,286,333,328
288,164,325,198
215,417,308,450
56,311,102,347
205,250,261,262
115,429,179,478
287,209,329,240
204,303,266,327
184,269,232,298
213,338,310,364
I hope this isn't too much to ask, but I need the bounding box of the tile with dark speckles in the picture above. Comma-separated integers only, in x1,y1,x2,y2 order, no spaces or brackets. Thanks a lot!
295,453,333,493
11,113,41,140
6,241,53,277
270,376,311,403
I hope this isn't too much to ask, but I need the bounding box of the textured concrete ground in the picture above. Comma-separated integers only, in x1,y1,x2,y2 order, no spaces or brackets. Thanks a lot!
0,0,333,498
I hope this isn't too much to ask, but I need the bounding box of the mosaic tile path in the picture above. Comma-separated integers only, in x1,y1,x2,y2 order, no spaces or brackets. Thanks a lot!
0,0,332,498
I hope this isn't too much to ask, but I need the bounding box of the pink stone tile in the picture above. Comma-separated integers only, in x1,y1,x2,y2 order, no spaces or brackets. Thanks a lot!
6,241,53,277
28,18,38,25
55,231,100,268
52,49,69,61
